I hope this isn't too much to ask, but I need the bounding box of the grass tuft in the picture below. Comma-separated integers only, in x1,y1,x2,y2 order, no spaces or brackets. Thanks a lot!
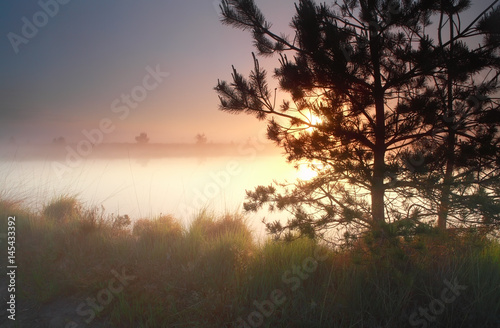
42,195,81,222
133,214,183,242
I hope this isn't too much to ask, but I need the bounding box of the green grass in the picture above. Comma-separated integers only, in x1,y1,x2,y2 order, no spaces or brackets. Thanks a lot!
1,197,499,327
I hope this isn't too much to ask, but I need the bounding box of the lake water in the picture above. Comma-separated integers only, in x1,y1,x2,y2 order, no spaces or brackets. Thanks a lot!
0,149,307,238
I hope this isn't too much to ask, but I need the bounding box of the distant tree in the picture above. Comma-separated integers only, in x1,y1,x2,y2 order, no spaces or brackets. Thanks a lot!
112,214,131,230
195,133,208,145
52,136,66,145
135,132,149,144
215,0,500,239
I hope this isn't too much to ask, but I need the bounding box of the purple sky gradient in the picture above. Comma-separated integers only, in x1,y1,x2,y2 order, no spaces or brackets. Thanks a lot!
0,0,493,144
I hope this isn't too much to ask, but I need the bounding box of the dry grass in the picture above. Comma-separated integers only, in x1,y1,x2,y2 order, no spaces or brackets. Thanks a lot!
1,197,499,327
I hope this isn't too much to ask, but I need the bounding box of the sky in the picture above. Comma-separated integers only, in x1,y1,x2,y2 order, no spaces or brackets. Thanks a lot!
0,0,297,144
0,0,493,144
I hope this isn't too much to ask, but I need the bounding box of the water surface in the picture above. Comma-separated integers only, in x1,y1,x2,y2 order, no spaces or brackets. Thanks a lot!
1,149,301,237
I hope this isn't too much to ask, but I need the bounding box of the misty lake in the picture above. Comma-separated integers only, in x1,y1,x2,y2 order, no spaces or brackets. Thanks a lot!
0,143,310,238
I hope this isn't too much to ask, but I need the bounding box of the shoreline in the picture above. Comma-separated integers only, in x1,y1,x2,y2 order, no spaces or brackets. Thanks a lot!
0,142,282,161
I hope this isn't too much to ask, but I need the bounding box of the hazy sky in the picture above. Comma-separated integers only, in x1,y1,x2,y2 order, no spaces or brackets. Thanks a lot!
0,0,492,144
0,0,297,144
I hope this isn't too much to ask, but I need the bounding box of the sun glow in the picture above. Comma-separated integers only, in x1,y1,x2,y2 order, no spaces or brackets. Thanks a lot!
305,113,322,133
296,161,323,181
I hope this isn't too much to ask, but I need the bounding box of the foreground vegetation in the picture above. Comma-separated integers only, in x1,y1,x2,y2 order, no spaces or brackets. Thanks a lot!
1,196,500,327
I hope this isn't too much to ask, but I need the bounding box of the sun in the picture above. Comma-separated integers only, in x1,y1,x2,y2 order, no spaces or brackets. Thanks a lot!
296,162,321,181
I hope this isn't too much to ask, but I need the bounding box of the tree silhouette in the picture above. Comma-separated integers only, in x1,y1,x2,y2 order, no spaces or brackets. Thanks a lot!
52,136,66,145
195,133,208,145
135,132,149,144
215,0,500,239
399,2,500,229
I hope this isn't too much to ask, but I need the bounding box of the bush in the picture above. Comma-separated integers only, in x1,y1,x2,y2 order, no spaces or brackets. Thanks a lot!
133,215,183,242
188,211,253,243
42,196,81,222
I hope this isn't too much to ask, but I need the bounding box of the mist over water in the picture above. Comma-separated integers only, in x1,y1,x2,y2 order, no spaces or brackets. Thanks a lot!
0,144,298,238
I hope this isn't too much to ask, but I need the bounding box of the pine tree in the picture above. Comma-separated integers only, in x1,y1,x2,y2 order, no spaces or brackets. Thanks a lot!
399,1,500,230
215,0,500,239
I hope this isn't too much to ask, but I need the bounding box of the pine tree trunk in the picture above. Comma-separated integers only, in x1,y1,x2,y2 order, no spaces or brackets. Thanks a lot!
369,21,386,225
438,131,455,230
372,147,386,224
372,81,386,224
437,13,456,230
372,89,386,224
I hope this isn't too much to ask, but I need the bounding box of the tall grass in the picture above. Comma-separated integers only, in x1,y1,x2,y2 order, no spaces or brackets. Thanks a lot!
1,197,499,327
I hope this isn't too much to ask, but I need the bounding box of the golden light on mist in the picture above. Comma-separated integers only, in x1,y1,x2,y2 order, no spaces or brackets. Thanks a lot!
297,164,318,180
296,161,323,181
